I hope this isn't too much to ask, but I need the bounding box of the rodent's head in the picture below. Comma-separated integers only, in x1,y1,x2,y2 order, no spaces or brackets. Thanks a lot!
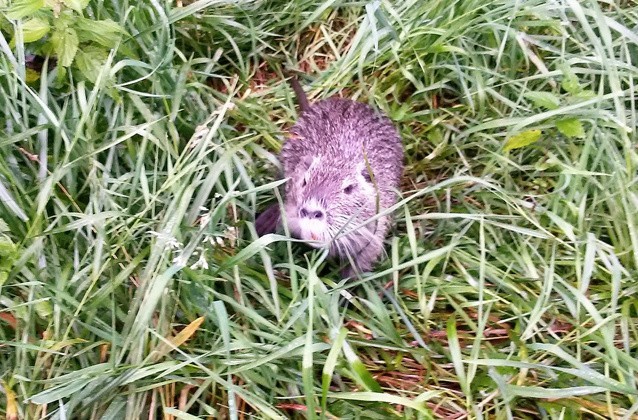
285,155,378,252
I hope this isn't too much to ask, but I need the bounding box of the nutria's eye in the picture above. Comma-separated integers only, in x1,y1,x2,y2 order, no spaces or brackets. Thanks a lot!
343,184,354,194
302,178,307,187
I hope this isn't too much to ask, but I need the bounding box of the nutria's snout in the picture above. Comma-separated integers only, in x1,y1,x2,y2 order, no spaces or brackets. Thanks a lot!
286,199,330,248
299,207,324,220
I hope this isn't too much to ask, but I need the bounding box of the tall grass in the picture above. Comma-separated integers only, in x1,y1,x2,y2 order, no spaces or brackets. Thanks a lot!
1,0,637,418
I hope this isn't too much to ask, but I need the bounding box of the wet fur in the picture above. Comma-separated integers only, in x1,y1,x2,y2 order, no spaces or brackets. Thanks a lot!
256,83,403,278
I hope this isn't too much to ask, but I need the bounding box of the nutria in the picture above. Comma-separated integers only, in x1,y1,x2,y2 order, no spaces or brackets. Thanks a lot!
255,77,403,278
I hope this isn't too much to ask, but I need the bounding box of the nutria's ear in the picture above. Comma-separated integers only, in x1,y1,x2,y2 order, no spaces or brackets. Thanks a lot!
300,155,320,172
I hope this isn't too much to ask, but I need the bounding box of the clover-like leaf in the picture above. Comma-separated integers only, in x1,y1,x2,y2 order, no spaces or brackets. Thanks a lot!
504,129,542,151
62,0,89,12
555,118,585,138
6,0,44,20
561,67,581,94
524,91,560,110
21,17,50,43
75,47,108,83
50,26,79,67
75,18,127,48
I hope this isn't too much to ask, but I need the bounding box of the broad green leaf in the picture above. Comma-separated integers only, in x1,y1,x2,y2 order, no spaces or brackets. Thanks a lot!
75,18,126,48
53,8,74,29
21,17,50,42
574,90,596,100
555,118,585,138
35,300,53,318
55,63,67,85
504,129,542,151
75,47,108,83
0,271,8,287
561,67,581,94
50,27,78,67
0,239,16,257
62,0,89,12
524,91,560,110
6,0,44,19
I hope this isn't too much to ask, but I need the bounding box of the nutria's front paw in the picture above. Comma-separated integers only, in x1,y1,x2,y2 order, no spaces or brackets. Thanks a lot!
255,204,280,236
340,266,354,279
340,265,366,279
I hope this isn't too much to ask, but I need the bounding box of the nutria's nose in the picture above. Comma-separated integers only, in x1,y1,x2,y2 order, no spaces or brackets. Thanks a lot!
299,208,324,219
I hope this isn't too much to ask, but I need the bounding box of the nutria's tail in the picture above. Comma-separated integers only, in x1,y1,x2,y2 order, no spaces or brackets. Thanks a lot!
286,72,310,113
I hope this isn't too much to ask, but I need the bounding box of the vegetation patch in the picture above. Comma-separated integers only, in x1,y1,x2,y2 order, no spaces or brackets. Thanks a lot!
0,0,637,418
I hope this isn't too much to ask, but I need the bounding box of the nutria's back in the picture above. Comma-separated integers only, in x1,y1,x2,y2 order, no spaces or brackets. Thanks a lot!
281,99,402,204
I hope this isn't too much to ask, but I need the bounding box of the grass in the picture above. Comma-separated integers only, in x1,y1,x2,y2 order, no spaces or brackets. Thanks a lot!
1,0,637,418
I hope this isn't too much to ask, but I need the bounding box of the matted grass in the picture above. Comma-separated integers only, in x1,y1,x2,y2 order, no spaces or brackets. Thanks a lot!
1,0,637,418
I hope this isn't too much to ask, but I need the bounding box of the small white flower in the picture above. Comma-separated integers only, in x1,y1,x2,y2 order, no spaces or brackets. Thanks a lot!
225,226,237,247
173,254,188,268
149,231,183,250
190,253,209,270
199,212,211,226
